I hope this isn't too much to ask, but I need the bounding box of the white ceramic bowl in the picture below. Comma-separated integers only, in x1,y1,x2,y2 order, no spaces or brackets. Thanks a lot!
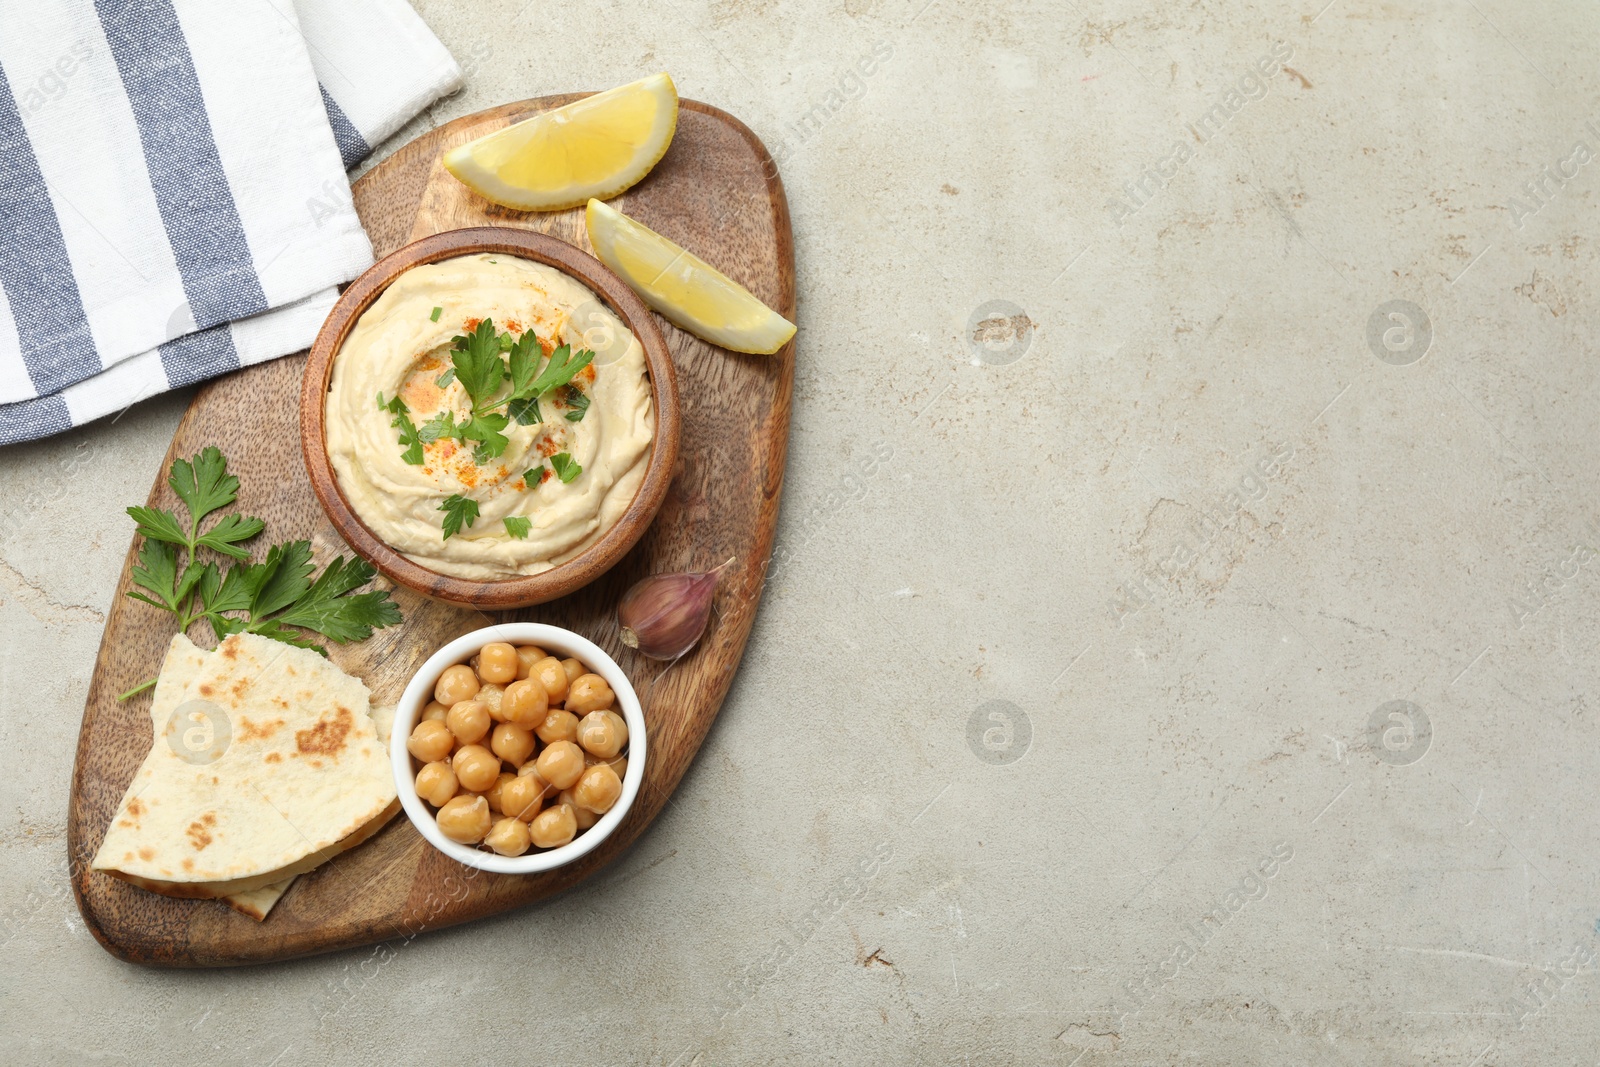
391,623,646,874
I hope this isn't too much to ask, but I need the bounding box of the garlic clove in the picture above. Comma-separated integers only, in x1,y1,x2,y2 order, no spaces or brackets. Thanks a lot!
616,560,731,660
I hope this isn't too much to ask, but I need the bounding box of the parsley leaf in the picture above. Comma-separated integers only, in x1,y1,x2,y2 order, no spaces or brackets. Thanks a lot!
385,394,424,465
169,446,240,527
501,331,546,425
529,344,594,397
563,387,591,422
274,556,401,642
128,539,181,612
451,319,508,406
130,548,206,619
460,411,511,462
525,465,544,487
507,394,542,426
503,516,532,539
246,540,317,617
507,331,541,396
438,494,480,540
195,560,223,608
430,306,442,322
176,561,208,608
126,505,189,547
550,452,582,484
195,513,267,560
418,410,459,443
200,561,242,613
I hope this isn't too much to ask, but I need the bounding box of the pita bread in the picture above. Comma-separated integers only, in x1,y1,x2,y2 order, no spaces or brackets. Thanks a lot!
223,878,296,921
93,632,397,900
117,634,288,918
220,702,401,921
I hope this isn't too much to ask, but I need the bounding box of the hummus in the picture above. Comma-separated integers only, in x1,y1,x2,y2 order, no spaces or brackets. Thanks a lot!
325,253,654,580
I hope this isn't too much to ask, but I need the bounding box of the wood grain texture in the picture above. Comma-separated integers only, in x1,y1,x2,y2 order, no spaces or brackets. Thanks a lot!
67,97,794,966
300,226,680,609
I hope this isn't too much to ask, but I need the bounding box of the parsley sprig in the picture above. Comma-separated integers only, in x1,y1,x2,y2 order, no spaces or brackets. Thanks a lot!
413,318,594,465
438,494,480,540
119,447,402,699
379,392,424,465
549,452,582,484
561,386,591,423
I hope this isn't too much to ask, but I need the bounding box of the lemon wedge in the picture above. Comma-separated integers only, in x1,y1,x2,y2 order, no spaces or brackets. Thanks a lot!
586,198,796,355
443,73,679,211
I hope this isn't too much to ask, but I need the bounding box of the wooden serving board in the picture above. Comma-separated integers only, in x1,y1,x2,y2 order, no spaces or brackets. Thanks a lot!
67,97,794,966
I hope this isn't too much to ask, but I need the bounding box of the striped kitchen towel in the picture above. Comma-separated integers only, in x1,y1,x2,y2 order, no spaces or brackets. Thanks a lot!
0,0,462,445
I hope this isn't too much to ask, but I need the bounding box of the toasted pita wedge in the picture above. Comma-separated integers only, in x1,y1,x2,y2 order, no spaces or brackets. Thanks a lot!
93,633,396,899
223,878,295,921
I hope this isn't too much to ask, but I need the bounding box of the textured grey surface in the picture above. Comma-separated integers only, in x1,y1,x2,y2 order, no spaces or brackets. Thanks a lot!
4,0,1600,1063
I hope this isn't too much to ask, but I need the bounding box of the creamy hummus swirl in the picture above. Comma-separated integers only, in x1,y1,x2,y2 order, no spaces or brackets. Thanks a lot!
325,253,654,580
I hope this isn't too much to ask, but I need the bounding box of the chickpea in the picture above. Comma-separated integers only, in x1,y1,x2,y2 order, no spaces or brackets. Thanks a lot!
491,722,536,767
604,709,629,750
514,764,555,805
436,795,491,843
529,656,569,704
502,678,549,727
534,708,579,746
452,744,502,793
529,803,577,848
500,773,547,821
566,673,615,714
576,711,622,759
559,657,584,687
484,771,516,815
585,751,627,773
435,664,481,706
514,644,549,679
477,683,506,722
406,719,455,763
535,740,585,790
445,699,490,745
571,763,623,814
415,761,458,807
559,789,601,830
421,700,450,723
485,817,532,856
477,642,519,684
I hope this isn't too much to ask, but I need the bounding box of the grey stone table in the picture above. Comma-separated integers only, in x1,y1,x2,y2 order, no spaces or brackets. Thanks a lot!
3,1,1597,1063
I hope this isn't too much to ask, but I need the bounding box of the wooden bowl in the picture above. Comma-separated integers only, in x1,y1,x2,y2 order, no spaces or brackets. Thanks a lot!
300,227,680,609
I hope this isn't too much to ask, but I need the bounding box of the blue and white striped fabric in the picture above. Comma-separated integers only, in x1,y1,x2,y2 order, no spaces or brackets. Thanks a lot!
0,0,461,444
